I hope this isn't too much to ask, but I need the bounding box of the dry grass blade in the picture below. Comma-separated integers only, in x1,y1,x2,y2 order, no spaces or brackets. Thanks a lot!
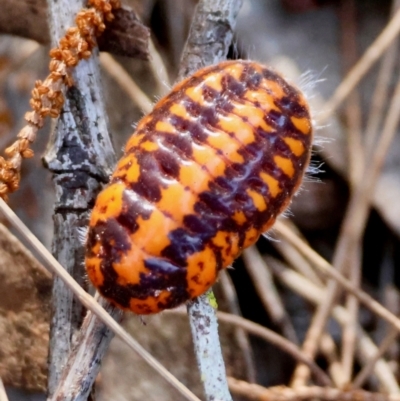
352,328,399,389
0,198,201,401
242,247,298,344
267,256,399,392
168,309,331,386
319,6,400,124
100,53,153,113
219,272,257,383
227,378,400,401
275,221,400,337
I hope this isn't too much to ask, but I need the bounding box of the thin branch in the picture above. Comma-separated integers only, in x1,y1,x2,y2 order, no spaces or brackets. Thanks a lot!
100,52,153,113
177,0,243,400
352,328,399,389
242,246,298,344
227,379,400,401
364,0,400,156
291,49,400,386
219,272,257,383
319,6,400,124
268,254,399,392
45,0,117,396
168,309,331,386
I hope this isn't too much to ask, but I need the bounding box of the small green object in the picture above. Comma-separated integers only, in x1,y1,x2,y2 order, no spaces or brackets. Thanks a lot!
207,290,218,309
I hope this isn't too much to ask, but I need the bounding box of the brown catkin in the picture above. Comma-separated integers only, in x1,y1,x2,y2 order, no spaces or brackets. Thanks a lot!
0,0,120,200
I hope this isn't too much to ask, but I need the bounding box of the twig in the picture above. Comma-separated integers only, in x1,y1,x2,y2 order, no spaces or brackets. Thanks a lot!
168,309,331,386
319,6,400,124
242,247,298,344
0,198,201,401
177,0,243,400
45,0,117,396
268,254,399,392
149,39,171,94
364,0,400,156
219,272,257,383
188,292,234,401
227,379,400,401
100,52,153,113
352,327,399,389
339,8,364,382
291,46,400,386
275,222,400,337
340,0,364,187
273,239,323,286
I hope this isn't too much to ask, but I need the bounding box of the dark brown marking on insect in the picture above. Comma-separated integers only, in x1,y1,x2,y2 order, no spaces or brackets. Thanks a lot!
114,189,152,234
161,228,208,266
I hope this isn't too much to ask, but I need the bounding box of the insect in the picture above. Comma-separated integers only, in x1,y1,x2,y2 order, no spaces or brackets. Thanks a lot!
85,60,313,314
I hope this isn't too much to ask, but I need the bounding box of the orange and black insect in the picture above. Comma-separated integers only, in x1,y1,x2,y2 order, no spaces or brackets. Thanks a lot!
85,60,313,314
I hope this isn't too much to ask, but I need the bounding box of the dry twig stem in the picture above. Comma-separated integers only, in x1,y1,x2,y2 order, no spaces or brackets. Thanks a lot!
320,6,400,123
227,378,400,401
179,0,243,399
242,247,298,344
219,272,257,383
44,0,116,396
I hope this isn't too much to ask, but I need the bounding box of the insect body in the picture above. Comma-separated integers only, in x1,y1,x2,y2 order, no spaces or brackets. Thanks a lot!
85,60,313,314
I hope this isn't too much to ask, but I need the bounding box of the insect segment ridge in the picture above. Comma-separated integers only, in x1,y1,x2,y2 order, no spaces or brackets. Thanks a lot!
85,60,313,314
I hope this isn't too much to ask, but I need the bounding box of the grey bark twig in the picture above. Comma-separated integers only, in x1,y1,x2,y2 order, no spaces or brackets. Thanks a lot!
178,0,243,400
44,0,116,397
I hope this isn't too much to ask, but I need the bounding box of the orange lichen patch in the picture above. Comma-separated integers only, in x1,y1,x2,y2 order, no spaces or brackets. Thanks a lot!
246,188,267,212
224,63,245,80
192,143,226,177
202,72,223,92
274,155,295,178
179,161,211,193
218,113,255,145
232,210,247,225
291,116,312,134
112,245,149,286
170,103,189,119
156,182,197,221
89,182,125,226
125,133,145,152
243,90,280,113
185,86,207,106
130,212,177,255
129,291,173,314
186,247,218,298
155,120,176,133
232,102,273,132
112,154,141,183
283,137,305,157
243,227,260,248
260,78,285,98
86,256,104,287
206,128,244,164
140,140,159,152
260,171,281,197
